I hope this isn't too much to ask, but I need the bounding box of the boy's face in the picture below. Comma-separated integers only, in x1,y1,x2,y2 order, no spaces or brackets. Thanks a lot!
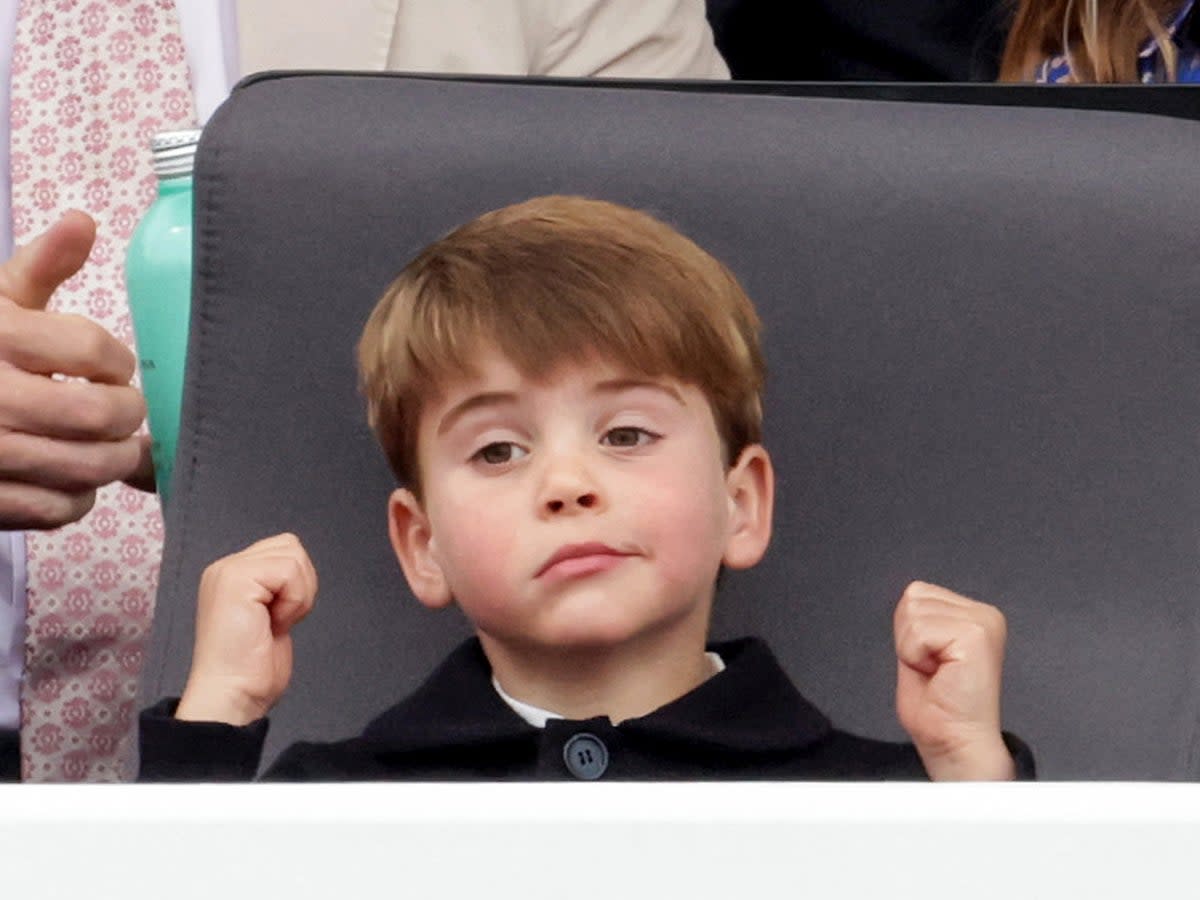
387,351,773,655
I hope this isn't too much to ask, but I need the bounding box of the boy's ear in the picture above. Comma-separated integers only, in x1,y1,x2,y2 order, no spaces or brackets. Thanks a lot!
387,488,454,610
721,444,774,570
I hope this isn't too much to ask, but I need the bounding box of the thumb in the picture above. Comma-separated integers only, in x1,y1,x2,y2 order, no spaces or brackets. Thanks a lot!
0,210,96,310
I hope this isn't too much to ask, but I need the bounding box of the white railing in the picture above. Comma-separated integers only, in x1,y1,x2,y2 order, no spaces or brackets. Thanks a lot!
2,782,1197,897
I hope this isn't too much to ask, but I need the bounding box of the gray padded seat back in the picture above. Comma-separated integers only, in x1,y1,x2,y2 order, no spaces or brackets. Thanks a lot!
142,74,1200,779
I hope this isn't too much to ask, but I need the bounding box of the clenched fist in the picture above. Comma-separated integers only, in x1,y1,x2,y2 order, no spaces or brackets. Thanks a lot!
176,533,318,726
893,581,1015,781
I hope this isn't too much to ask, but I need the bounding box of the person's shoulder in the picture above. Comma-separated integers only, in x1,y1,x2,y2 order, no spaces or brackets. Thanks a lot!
262,637,535,781
709,636,930,780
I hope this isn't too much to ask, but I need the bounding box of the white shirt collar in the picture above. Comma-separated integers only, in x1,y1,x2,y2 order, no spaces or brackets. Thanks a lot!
491,652,726,728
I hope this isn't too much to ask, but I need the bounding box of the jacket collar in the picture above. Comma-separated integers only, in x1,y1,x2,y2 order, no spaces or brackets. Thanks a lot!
360,637,832,755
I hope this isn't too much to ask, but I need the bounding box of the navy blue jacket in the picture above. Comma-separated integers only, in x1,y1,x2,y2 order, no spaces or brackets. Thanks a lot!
139,637,1035,782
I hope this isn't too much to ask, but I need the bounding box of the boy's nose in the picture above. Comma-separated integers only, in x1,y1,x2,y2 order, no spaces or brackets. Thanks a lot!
544,492,598,514
537,454,604,516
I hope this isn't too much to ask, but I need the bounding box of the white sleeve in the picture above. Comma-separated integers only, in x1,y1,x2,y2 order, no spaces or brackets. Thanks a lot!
0,531,23,731
175,0,240,123
0,0,21,731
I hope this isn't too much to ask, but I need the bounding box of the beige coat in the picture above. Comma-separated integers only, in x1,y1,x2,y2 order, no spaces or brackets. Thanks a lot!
237,0,729,79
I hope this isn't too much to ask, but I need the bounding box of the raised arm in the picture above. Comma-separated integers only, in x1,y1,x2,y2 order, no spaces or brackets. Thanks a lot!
175,533,319,726
893,580,1017,781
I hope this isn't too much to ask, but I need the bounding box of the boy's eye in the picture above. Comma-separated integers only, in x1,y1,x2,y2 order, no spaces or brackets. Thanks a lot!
473,442,527,465
601,427,658,448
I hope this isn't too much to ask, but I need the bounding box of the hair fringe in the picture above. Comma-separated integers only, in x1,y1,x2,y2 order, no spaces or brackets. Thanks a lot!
358,196,766,492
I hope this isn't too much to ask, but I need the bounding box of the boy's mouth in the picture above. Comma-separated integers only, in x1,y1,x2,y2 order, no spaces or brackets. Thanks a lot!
536,542,635,579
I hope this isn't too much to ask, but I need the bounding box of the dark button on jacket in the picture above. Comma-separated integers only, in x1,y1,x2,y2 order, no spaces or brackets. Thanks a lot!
561,732,609,780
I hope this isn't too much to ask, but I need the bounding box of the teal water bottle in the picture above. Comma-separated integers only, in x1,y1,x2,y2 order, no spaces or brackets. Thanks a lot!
125,129,201,506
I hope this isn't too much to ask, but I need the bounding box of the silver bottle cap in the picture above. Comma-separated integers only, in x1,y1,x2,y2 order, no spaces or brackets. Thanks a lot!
150,129,202,179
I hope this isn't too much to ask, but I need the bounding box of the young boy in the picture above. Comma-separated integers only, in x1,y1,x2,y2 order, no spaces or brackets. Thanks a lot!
139,196,1032,781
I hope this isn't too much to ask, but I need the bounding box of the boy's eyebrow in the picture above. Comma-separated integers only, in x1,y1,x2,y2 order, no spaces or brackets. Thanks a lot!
593,378,685,406
437,379,685,436
437,392,519,436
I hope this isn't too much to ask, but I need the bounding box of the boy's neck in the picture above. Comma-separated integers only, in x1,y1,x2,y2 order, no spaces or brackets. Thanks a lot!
479,613,717,725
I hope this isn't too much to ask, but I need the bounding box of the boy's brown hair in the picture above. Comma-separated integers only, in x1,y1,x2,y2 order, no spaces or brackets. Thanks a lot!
358,195,764,494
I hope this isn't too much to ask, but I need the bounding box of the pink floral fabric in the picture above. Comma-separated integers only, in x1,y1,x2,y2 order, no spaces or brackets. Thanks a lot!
11,0,196,782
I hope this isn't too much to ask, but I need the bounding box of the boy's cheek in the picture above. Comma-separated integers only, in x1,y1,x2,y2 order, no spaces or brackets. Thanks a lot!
632,491,728,579
438,520,515,581
428,502,518,589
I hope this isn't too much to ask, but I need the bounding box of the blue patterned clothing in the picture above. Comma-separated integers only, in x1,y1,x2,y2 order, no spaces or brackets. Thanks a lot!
1038,0,1200,82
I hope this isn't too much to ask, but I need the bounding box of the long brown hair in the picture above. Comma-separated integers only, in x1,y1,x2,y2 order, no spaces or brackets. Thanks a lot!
1000,0,1183,81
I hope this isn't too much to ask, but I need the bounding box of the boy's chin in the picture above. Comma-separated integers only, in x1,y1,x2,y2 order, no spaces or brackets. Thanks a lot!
483,622,649,655
482,607,709,656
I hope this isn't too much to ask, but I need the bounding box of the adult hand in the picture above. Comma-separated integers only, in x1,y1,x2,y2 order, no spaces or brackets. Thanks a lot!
893,581,1015,781
176,533,319,726
0,210,154,529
